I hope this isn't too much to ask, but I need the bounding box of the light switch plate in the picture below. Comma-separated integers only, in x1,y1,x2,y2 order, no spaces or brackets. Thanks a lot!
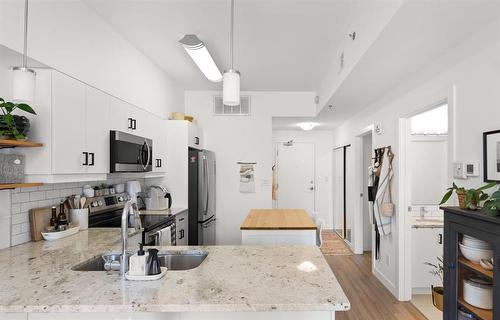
453,162,467,179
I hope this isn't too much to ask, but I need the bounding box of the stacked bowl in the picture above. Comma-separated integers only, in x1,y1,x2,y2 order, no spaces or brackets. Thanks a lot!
459,235,493,263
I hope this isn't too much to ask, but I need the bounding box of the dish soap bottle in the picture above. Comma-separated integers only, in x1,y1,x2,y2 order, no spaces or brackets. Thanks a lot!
129,243,148,276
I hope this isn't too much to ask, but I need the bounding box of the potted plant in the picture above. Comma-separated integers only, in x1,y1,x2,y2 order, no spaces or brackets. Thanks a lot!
424,256,444,311
483,188,500,216
440,182,497,210
0,97,36,140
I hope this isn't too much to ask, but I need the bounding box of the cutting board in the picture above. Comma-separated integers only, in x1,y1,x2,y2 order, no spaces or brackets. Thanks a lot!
29,206,65,242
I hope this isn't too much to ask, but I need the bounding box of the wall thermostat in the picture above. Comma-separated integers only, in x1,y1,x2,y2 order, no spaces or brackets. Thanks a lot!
453,162,480,179
465,162,479,177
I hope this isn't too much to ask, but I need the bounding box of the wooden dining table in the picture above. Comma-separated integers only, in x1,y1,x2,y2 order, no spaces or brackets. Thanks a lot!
240,209,317,245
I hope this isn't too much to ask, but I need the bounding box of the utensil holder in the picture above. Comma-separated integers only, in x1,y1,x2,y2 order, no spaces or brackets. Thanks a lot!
70,208,89,230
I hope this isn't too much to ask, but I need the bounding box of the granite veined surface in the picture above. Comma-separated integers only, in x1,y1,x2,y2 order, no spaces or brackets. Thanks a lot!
0,229,350,313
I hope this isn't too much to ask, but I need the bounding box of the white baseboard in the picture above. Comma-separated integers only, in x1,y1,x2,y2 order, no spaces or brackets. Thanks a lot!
373,265,397,298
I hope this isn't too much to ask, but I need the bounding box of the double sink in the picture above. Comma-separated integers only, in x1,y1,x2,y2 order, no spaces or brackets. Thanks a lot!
72,250,208,272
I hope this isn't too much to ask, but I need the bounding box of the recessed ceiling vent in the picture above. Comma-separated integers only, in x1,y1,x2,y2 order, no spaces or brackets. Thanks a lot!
213,95,251,116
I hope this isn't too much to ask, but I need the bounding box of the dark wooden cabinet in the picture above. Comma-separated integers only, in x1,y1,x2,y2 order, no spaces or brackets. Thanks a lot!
444,207,499,320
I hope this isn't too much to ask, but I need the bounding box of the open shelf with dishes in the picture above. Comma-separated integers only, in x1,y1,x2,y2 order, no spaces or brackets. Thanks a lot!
443,207,498,320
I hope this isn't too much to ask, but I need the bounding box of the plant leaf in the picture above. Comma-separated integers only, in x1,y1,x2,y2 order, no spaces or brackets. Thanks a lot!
477,182,498,191
440,189,453,205
2,102,15,113
15,103,36,115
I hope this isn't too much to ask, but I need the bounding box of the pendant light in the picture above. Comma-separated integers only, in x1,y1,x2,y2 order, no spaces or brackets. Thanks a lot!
222,0,240,107
12,0,36,103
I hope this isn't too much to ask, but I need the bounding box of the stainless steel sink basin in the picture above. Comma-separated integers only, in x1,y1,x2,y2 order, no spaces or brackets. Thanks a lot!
72,250,208,272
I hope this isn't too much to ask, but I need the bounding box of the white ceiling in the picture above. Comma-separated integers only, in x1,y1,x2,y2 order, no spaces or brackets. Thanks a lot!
274,0,500,131
84,0,358,92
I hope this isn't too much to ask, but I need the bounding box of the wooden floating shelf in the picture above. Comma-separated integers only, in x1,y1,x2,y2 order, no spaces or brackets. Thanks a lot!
458,297,492,320
0,182,43,190
459,256,493,279
0,139,43,148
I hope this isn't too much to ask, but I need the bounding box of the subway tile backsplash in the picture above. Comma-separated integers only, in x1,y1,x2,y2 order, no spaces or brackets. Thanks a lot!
9,178,147,246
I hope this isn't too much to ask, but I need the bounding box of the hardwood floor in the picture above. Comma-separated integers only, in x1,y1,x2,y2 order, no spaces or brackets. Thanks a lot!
325,252,427,320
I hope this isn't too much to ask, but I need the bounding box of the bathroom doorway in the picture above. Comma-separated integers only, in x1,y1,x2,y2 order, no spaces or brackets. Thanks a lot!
401,102,449,320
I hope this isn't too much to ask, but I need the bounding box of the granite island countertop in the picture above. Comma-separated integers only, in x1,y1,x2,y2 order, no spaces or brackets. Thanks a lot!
0,228,350,313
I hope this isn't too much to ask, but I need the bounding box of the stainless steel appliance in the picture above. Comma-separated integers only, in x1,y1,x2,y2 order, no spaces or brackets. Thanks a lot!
86,192,175,246
110,131,152,173
144,185,172,211
188,149,216,245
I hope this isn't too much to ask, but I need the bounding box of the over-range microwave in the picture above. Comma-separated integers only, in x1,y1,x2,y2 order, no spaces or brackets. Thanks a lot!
110,130,153,173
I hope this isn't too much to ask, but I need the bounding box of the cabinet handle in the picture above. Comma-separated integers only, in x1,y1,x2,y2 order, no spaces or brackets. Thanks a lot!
155,159,162,168
82,152,88,166
89,153,95,166
128,118,133,129
132,119,137,130
438,233,443,245
178,229,183,239
179,218,184,222
194,137,200,145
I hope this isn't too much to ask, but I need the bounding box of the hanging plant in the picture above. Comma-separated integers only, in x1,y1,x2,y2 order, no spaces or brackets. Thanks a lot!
0,97,36,140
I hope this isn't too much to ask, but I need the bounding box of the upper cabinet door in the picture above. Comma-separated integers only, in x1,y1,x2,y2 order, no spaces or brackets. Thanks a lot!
188,122,203,150
85,86,110,174
51,71,87,174
110,97,141,135
152,119,167,173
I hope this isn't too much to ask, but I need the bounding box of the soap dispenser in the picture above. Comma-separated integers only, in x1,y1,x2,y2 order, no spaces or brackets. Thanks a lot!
147,248,161,275
128,243,148,276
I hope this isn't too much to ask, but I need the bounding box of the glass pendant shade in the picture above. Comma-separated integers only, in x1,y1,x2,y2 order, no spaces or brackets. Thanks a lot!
223,70,240,106
12,67,36,103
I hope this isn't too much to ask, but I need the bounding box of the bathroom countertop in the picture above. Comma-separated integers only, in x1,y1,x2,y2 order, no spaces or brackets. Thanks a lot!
0,228,349,313
411,216,444,228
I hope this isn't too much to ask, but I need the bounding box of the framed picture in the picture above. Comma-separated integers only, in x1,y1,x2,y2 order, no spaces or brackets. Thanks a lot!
483,129,500,182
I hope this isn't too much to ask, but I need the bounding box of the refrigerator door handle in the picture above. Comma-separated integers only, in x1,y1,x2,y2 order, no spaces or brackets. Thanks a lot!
203,156,209,216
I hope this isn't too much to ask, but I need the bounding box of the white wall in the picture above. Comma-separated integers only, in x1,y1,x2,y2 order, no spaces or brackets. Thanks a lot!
330,18,500,296
272,130,334,228
185,91,316,245
0,0,182,118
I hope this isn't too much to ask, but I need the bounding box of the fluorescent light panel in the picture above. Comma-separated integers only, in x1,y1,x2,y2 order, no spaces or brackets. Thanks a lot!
180,35,222,83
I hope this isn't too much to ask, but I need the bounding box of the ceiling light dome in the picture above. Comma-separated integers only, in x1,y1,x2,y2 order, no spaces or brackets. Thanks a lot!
297,122,320,131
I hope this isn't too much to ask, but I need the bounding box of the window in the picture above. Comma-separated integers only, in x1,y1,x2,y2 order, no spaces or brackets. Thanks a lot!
410,104,448,135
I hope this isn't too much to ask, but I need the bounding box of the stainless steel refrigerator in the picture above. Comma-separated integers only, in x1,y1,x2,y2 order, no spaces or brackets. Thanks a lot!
188,149,216,245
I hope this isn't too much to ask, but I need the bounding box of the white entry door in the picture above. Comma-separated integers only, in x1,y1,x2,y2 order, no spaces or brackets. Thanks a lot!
276,142,315,214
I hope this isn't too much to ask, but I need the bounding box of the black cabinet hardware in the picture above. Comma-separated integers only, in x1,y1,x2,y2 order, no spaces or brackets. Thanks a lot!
155,159,162,168
194,137,200,145
82,152,88,166
128,118,133,129
89,152,95,166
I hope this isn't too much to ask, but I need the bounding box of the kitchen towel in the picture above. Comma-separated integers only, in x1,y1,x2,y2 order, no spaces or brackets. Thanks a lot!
373,147,394,236
156,226,172,246
239,163,256,193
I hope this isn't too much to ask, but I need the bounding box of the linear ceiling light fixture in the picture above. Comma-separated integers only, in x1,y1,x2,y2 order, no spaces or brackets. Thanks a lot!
222,0,240,107
12,0,36,103
179,34,222,82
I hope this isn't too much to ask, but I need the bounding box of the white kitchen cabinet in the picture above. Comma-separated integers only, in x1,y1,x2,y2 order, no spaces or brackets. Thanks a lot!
19,69,167,183
175,210,189,245
51,72,87,174
411,227,444,293
152,119,167,173
85,86,110,174
188,122,203,150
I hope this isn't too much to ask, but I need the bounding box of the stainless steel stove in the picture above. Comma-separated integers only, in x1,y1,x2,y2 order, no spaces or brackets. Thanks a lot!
87,193,176,245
